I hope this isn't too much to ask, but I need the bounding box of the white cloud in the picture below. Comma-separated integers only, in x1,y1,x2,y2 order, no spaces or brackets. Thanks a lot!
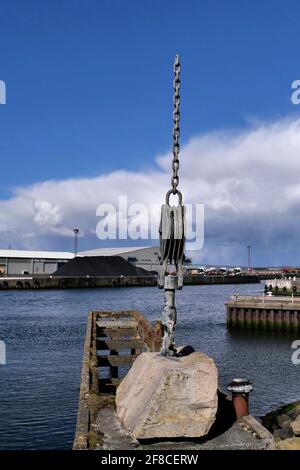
1,116,300,265
33,200,63,227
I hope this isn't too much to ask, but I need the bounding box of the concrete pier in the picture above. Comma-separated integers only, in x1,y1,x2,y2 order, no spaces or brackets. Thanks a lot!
226,296,300,332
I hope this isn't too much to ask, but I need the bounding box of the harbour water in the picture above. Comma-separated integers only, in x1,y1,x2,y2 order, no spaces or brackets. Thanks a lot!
0,283,299,449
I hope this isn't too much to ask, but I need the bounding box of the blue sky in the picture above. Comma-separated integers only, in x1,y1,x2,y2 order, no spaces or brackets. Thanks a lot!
1,0,300,265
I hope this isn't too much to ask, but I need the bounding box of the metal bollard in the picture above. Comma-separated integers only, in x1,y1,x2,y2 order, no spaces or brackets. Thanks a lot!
228,378,253,419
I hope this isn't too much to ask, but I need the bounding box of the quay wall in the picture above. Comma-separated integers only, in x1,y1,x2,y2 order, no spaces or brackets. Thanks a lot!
226,299,300,332
0,274,260,290
0,275,157,290
184,274,259,285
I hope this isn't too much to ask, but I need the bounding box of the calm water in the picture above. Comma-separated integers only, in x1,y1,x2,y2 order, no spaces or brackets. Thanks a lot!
0,283,300,449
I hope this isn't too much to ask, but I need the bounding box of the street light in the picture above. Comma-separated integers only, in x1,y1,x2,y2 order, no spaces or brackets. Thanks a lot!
73,228,79,256
247,245,251,271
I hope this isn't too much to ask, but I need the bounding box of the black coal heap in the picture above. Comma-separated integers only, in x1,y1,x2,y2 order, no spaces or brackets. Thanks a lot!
53,256,153,277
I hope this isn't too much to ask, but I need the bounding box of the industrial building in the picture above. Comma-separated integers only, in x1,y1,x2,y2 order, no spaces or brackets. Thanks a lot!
0,250,74,276
78,246,162,271
79,246,192,271
0,246,192,276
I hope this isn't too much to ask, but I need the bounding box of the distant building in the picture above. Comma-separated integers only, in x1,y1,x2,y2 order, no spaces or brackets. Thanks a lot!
79,246,192,272
78,246,160,271
0,250,74,276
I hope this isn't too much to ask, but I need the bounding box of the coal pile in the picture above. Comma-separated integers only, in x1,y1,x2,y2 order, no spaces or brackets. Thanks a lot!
53,256,153,277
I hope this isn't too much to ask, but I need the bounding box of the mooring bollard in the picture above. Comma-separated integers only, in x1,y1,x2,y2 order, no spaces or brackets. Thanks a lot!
227,378,253,419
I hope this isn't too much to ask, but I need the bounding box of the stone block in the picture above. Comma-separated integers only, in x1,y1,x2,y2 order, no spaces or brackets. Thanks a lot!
116,351,218,439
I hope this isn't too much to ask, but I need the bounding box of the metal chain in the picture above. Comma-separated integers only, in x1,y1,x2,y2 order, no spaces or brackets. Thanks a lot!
172,54,181,194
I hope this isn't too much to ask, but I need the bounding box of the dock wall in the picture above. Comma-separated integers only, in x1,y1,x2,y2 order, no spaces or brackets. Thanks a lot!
0,274,260,290
184,274,259,285
226,299,300,332
0,275,157,290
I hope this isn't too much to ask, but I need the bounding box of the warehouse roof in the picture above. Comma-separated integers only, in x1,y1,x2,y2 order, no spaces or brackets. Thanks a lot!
0,249,74,260
78,246,154,257
0,246,157,260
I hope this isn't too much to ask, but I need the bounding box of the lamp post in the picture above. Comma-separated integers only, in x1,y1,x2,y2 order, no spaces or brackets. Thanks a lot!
73,229,79,256
247,245,251,272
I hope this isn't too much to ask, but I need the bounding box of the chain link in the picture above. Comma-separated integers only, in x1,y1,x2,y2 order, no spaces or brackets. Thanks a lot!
171,54,181,194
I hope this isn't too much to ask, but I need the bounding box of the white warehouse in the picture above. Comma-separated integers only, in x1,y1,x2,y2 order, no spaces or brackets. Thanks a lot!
0,250,74,276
